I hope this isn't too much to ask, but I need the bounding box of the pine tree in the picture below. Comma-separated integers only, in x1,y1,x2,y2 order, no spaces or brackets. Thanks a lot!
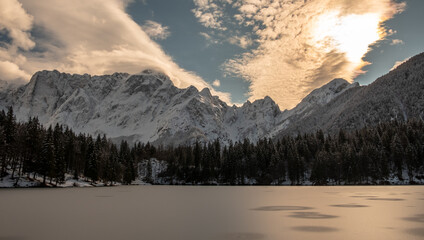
391,134,404,179
107,144,122,184
145,159,153,184
53,124,66,184
41,127,55,185
193,141,201,182
1,106,16,177
84,137,98,183
311,150,329,185
121,140,135,184
23,117,42,178
63,128,76,175
0,125,6,179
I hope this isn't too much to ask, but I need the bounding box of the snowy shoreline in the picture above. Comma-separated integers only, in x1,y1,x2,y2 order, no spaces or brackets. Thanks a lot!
2,176,423,188
2,159,423,188
0,171,148,188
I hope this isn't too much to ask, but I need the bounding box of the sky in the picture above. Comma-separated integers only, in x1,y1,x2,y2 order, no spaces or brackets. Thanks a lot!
0,0,422,110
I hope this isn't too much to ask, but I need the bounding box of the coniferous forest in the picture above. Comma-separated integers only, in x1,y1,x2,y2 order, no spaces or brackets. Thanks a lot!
1,106,423,186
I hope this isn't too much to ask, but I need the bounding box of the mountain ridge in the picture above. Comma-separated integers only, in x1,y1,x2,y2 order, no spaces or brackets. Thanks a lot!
1,52,423,145
276,52,424,137
0,69,351,145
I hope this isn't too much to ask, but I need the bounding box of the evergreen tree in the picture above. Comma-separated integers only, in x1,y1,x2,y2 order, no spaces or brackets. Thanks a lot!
84,137,98,182
391,134,404,179
144,159,153,184
53,124,66,184
41,127,55,185
121,141,135,184
1,106,16,177
0,125,6,179
23,117,42,178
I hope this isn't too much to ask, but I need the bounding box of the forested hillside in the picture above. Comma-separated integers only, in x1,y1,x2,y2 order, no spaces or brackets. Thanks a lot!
0,107,140,186
1,107,423,186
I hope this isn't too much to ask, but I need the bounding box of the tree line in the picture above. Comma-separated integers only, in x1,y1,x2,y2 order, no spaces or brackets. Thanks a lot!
0,106,149,186
159,119,424,185
1,106,423,186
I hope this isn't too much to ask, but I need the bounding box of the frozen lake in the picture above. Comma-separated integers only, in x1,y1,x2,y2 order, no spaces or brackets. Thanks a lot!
1,186,424,240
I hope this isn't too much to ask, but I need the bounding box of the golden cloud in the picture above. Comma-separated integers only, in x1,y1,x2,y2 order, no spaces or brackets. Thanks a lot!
221,0,406,109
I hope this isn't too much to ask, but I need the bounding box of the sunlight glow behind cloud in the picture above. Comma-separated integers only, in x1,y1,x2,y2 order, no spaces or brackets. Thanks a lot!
195,0,406,109
312,12,381,64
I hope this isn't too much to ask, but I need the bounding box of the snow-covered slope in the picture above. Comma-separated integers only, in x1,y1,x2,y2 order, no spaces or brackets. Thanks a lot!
276,52,424,136
266,78,359,138
0,79,23,108
288,78,358,117
0,70,294,145
0,69,361,145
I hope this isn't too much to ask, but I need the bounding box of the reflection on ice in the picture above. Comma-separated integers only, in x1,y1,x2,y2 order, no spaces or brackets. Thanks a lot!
292,226,339,232
350,195,378,198
251,206,313,211
218,232,266,240
367,197,405,201
403,214,424,223
330,204,369,208
288,212,338,219
405,228,424,237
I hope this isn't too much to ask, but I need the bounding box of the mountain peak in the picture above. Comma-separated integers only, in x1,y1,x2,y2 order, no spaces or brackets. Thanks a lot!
3,52,424,146
303,78,356,103
32,69,63,81
282,77,359,119
251,96,275,105
328,78,348,84
200,87,212,97
322,78,351,92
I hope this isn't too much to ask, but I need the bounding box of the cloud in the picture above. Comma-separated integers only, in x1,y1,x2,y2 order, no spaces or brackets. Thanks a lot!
228,36,253,49
142,20,170,40
0,60,31,81
391,57,410,71
390,39,404,45
0,0,34,82
199,32,220,45
0,0,35,51
192,0,227,30
199,32,212,40
212,79,220,87
220,0,405,109
0,0,231,103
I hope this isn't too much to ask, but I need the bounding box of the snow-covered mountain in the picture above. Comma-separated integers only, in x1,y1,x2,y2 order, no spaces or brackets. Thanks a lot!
266,78,358,138
276,52,424,137
1,52,422,145
0,68,353,145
